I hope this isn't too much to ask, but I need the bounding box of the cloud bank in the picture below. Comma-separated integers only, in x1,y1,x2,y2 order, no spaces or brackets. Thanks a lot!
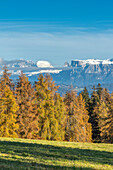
0,22,113,66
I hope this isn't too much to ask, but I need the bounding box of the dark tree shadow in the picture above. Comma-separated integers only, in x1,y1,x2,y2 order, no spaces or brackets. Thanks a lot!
0,158,94,170
0,140,113,169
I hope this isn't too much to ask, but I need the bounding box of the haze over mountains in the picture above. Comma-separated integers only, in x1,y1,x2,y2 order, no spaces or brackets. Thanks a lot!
0,58,113,94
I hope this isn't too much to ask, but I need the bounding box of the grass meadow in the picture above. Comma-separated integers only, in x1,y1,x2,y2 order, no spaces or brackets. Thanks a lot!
0,137,113,169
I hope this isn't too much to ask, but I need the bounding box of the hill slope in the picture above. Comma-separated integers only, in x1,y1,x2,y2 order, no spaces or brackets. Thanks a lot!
0,138,113,169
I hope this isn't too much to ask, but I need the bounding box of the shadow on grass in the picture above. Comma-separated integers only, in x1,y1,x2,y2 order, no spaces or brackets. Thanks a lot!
0,140,113,169
0,158,94,170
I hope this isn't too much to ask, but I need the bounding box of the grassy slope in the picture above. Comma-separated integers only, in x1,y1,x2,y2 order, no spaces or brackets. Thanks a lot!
0,138,113,169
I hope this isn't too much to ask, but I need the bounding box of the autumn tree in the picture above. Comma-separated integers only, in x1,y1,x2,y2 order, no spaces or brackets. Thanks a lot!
0,66,14,91
15,72,39,139
93,107,107,142
77,94,92,142
107,92,113,143
95,89,113,143
54,93,66,140
64,91,77,141
64,91,92,142
35,74,65,141
0,86,18,137
0,66,18,137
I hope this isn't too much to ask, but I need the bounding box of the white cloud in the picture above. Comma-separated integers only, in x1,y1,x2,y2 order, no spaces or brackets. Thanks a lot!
0,24,113,66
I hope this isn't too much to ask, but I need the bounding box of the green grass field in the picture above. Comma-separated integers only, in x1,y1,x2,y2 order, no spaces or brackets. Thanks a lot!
0,138,113,169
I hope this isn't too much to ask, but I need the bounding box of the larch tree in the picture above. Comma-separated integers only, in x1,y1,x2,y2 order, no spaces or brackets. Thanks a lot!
98,90,113,143
94,100,109,143
77,94,92,142
35,74,65,140
93,88,111,143
64,91,92,142
0,66,18,137
64,91,77,141
0,86,18,137
108,92,113,143
54,93,66,140
15,72,39,139
0,66,14,91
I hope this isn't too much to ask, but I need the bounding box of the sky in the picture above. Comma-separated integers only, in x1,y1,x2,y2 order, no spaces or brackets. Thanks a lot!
0,0,113,66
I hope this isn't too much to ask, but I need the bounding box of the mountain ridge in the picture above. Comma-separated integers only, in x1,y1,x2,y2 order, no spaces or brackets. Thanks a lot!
0,58,113,94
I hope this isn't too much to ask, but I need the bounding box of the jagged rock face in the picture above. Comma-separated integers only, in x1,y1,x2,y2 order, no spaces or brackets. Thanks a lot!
52,60,113,88
84,65,102,73
67,59,113,86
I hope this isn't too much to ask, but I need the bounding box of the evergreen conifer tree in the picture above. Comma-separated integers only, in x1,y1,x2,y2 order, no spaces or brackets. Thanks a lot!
80,87,90,110
89,86,101,142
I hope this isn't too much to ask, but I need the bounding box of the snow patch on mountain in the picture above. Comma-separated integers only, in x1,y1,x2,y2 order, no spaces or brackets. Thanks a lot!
71,59,113,67
10,70,22,75
102,59,113,64
37,61,53,68
26,70,62,76
6,59,36,68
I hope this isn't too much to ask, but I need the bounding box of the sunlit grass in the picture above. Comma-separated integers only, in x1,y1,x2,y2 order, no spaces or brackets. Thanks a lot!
0,137,113,169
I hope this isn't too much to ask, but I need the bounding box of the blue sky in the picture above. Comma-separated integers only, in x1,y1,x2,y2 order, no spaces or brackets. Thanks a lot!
0,0,113,66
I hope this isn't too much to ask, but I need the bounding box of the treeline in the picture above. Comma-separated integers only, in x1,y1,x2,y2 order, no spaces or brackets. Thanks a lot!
0,67,112,143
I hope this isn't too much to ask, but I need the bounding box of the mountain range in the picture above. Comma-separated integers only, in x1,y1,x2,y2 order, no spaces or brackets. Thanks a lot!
0,58,113,95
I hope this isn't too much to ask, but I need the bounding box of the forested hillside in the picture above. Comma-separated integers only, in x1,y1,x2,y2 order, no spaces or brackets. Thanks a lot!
0,66,113,143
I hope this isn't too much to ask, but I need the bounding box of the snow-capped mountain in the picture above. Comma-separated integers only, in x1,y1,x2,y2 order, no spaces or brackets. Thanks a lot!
0,59,53,69
0,58,113,94
71,59,113,67
37,61,53,68
5,59,36,68
0,58,62,80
